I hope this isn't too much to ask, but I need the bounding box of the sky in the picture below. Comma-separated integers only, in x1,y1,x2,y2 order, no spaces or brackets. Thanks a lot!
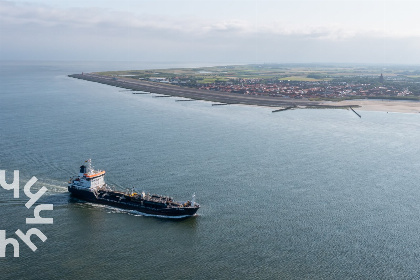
1,0,420,64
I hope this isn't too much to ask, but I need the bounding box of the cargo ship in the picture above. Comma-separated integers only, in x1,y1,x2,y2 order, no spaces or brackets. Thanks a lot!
68,160,199,217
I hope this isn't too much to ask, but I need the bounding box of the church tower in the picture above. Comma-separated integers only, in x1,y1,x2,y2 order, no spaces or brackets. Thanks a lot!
379,73,384,84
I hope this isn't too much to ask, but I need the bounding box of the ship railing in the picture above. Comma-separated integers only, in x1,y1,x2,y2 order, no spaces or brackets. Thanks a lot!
91,187,100,199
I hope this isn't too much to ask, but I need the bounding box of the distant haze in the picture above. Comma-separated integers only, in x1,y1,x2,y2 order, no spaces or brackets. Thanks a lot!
1,0,420,64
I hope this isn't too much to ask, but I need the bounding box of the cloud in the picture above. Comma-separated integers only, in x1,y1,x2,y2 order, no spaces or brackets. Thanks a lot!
0,1,419,63
0,1,397,40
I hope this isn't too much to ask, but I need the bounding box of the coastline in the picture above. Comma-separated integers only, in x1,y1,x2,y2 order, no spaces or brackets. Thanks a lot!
69,73,326,108
70,73,420,114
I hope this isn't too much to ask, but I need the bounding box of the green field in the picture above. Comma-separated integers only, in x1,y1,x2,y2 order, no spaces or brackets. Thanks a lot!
97,64,420,84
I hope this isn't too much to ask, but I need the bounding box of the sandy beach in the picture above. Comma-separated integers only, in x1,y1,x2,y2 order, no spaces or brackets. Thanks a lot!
322,100,420,114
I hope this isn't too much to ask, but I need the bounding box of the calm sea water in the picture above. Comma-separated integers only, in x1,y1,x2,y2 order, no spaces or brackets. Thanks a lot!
1,61,420,279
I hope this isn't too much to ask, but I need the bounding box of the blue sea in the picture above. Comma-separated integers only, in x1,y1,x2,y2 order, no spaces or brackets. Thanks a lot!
1,61,420,279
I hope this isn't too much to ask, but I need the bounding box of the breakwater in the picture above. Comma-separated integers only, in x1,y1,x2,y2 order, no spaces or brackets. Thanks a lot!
272,106,296,113
350,106,362,118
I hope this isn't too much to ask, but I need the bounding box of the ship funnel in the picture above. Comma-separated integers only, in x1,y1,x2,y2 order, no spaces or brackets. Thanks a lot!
79,165,86,176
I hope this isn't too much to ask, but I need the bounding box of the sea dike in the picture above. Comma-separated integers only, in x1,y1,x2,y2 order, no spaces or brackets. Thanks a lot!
69,73,352,109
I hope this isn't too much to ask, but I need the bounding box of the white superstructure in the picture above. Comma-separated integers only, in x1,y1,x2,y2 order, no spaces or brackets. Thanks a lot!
69,159,106,190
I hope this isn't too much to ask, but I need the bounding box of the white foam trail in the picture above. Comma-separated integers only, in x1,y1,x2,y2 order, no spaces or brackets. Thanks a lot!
42,183,68,194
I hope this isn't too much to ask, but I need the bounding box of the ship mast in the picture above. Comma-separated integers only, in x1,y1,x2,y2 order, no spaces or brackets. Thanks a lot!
86,159,94,174
191,192,196,206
